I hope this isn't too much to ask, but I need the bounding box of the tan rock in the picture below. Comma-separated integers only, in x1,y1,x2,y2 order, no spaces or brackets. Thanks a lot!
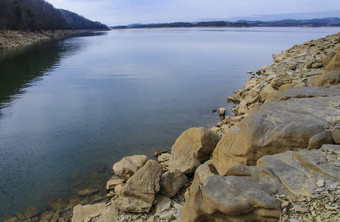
113,155,148,180
183,145,340,222
168,127,220,174
3,217,19,222
72,202,118,222
115,160,163,213
106,178,124,190
40,211,53,221
213,88,340,176
218,107,226,117
24,206,39,219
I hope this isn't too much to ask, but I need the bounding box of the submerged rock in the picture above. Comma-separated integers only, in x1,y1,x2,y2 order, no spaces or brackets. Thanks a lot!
72,202,118,222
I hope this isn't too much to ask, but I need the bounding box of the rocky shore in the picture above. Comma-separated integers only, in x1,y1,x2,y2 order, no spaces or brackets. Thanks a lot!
4,32,340,222
0,30,101,49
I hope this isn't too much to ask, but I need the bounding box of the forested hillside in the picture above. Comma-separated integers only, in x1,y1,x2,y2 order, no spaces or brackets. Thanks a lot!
0,0,107,30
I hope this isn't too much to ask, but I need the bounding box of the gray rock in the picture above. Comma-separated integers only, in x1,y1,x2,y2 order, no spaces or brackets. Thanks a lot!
160,170,188,198
307,131,333,150
152,195,172,215
332,122,340,144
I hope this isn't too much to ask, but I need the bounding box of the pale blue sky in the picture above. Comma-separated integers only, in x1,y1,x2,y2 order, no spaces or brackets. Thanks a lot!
46,0,340,26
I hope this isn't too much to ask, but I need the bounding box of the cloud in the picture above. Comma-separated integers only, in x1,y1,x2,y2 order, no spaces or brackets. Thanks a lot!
45,0,340,25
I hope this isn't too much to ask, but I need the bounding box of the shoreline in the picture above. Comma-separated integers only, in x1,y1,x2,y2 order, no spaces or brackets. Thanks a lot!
0,30,108,49
3,32,340,222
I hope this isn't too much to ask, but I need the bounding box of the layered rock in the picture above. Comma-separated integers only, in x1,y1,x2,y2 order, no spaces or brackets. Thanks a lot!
213,87,340,176
115,160,163,213
168,127,220,174
183,145,340,222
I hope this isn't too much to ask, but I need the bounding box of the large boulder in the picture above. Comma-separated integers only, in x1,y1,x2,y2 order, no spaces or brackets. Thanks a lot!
115,160,163,213
182,167,281,222
112,155,148,180
168,127,220,174
213,87,340,176
182,145,340,222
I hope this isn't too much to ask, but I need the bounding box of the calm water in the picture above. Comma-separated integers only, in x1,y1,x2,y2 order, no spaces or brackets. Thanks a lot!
0,27,339,218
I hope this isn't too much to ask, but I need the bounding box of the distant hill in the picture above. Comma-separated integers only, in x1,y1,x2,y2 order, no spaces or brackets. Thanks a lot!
112,17,340,29
225,10,340,22
0,0,107,30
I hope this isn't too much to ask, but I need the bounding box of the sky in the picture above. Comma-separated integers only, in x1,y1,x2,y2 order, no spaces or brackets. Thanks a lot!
46,0,340,26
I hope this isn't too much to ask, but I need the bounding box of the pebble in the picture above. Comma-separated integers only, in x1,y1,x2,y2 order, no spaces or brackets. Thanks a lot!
317,180,325,188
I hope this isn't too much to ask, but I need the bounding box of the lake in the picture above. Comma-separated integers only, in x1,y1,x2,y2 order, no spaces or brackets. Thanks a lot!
0,27,339,219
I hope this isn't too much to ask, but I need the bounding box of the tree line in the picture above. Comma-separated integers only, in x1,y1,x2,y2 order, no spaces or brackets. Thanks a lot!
112,18,340,29
0,0,107,30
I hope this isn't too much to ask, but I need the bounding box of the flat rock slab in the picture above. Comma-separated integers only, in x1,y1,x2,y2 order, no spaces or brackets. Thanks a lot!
72,202,118,222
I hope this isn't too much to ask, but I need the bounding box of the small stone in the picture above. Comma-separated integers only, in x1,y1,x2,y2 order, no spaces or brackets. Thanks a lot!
157,153,171,163
317,180,325,188
211,109,217,113
294,205,309,213
106,179,124,190
281,201,290,208
315,187,325,192
289,218,299,222
154,150,167,157
322,211,332,219
297,196,306,202
159,211,176,221
218,107,226,117
316,215,322,222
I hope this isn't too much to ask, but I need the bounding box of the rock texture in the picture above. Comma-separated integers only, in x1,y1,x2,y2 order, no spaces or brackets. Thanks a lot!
0,30,95,49
112,155,148,180
72,202,118,222
160,170,188,198
115,160,163,213
183,144,340,222
168,127,220,174
213,87,340,176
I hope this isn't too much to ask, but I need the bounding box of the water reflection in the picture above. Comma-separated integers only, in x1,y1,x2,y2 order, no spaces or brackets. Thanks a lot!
0,32,107,109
